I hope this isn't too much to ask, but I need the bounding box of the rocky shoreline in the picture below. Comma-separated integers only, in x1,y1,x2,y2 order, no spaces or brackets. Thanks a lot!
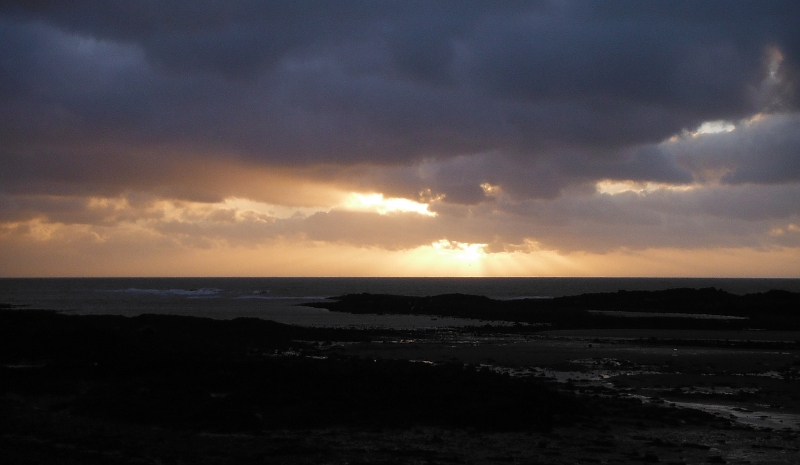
3,289,800,463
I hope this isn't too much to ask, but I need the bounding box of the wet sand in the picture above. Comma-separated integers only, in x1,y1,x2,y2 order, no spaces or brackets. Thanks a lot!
542,328,800,341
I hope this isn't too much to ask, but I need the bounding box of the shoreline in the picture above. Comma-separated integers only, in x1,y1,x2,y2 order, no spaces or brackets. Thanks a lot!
3,289,800,463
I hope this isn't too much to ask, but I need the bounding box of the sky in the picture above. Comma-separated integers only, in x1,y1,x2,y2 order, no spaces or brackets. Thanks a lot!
1,1,800,277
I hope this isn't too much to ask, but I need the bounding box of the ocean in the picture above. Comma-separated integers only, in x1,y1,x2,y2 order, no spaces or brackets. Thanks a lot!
2,277,799,328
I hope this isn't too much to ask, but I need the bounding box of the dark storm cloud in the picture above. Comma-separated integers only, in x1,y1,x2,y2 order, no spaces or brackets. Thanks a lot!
1,1,799,203
1,1,375,77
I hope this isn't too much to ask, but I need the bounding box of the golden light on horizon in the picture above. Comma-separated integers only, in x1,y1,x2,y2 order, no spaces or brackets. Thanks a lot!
3,214,800,278
396,240,489,276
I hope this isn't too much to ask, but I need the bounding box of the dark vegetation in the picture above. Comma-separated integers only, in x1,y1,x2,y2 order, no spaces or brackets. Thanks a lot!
0,309,579,433
307,288,800,330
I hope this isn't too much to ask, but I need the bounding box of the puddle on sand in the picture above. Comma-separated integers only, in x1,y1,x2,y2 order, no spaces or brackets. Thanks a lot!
618,393,800,432
477,362,662,387
668,400,800,431
676,386,759,396
477,358,800,432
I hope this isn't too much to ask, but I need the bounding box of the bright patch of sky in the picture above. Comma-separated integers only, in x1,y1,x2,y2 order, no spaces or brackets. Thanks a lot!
480,183,501,196
341,193,437,216
596,181,697,196
664,119,737,143
694,120,736,135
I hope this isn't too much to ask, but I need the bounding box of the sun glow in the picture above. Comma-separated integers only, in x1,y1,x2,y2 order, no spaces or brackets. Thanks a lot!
389,239,491,276
431,239,487,261
341,193,436,216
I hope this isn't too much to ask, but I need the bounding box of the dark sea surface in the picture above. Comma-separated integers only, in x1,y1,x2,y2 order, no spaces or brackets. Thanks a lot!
2,277,799,327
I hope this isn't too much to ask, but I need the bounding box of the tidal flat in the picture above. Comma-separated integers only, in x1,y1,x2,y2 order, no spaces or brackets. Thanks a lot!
2,288,800,464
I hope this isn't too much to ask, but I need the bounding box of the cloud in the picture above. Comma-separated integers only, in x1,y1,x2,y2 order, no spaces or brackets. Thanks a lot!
4,179,799,257
2,2,800,276
3,3,798,176
664,113,800,184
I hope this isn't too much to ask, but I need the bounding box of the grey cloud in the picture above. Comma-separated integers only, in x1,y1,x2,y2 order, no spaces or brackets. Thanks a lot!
149,209,444,250
296,189,799,252
644,184,800,221
3,181,799,254
1,1,377,78
722,131,800,185
1,1,799,204
556,146,694,186
667,113,800,184
469,0,800,126
485,183,800,252
0,193,166,225
357,148,692,206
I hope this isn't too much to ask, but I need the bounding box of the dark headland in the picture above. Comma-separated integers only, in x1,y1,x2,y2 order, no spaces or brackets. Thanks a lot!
3,288,800,464
307,287,800,331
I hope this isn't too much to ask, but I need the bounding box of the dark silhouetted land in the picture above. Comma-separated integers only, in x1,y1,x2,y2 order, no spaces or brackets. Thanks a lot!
3,288,800,464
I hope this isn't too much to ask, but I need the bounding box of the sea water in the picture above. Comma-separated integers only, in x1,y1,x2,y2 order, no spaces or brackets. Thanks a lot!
1,277,799,328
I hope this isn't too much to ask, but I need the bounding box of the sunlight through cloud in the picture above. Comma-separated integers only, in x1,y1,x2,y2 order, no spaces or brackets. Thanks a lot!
432,239,487,261
342,193,437,216
666,119,737,142
222,198,325,219
480,183,501,197
694,120,736,135
596,181,696,196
